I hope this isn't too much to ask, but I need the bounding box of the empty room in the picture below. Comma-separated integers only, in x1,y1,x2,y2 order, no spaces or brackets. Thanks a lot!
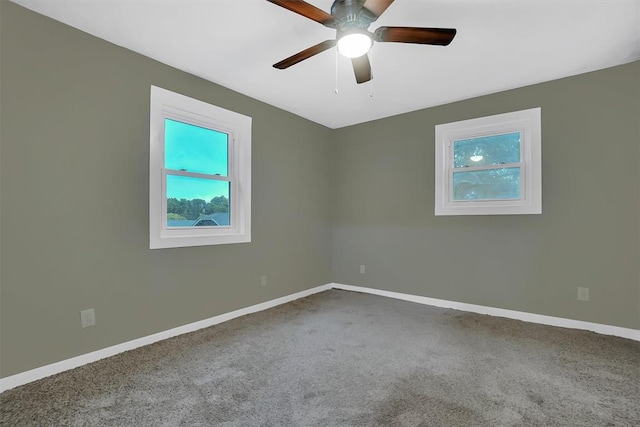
1,0,639,425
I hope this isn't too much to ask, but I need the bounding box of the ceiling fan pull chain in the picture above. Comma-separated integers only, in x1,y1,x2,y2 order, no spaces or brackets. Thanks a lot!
335,47,339,94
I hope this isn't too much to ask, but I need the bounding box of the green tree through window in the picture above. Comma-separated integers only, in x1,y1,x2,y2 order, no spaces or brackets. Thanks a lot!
167,196,229,221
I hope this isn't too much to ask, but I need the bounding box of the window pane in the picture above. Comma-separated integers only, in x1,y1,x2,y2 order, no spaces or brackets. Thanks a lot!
453,132,520,168
165,118,228,176
166,175,230,227
453,167,521,201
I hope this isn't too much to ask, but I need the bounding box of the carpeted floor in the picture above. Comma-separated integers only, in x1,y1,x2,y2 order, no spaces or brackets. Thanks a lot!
1,290,639,426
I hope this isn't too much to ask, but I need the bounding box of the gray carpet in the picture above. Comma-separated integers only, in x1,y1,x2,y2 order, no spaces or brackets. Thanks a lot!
1,290,639,426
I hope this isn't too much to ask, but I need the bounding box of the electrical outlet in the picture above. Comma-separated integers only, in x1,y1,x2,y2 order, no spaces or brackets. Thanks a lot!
360,265,365,274
80,308,95,328
577,287,590,302
260,275,267,287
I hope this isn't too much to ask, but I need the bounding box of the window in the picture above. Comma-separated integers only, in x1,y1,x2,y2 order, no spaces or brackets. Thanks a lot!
150,86,251,249
435,108,541,216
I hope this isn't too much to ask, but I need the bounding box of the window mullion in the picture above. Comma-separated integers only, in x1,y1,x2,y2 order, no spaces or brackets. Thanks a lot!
164,168,231,182
451,162,523,173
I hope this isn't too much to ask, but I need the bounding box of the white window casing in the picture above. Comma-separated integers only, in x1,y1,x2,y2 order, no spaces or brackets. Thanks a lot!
435,107,542,216
150,86,251,249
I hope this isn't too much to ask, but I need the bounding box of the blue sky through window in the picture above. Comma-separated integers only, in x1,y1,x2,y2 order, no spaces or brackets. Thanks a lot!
452,132,522,201
453,132,520,168
453,167,521,200
165,119,228,200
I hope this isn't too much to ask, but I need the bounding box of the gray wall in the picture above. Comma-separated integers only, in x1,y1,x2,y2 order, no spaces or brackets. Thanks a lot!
0,2,333,377
332,61,640,330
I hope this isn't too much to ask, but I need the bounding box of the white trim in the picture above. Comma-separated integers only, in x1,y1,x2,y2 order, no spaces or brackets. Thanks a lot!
0,284,332,393
3,282,637,393
330,283,640,342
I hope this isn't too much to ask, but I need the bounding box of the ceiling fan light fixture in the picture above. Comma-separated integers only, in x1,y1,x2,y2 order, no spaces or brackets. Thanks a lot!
337,32,372,58
266,0,457,85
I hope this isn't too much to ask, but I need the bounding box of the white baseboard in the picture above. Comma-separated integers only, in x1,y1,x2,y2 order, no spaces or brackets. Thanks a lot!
3,282,638,393
0,284,332,393
330,283,640,342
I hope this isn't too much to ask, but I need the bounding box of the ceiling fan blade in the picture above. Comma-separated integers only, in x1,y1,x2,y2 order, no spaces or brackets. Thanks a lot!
352,55,372,84
362,0,395,20
374,27,457,45
267,0,338,28
273,40,337,69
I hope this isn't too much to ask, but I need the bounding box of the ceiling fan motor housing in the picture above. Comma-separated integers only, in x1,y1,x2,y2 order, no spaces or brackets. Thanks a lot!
331,0,376,34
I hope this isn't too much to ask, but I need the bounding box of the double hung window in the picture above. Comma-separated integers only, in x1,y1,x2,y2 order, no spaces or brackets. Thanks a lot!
150,86,251,248
435,108,541,216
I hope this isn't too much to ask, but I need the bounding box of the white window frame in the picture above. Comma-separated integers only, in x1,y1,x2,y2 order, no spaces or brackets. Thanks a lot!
150,86,251,249
435,107,541,216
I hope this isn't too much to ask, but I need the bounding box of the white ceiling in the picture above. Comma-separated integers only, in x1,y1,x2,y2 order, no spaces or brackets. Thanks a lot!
11,0,640,129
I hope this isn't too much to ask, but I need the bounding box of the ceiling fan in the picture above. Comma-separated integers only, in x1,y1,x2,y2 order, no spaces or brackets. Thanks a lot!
266,0,457,84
